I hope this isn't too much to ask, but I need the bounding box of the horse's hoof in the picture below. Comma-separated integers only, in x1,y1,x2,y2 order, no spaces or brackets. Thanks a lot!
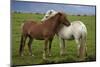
43,57,49,61
78,56,86,61
29,53,34,56
31,54,34,56
48,54,51,57
60,53,65,56
43,53,47,59
77,55,79,58
78,58,85,61
49,55,51,57
20,54,24,56
86,53,88,57
43,57,47,60
43,55,47,60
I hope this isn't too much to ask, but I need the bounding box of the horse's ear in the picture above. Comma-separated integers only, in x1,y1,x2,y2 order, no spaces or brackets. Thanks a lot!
49,11,52,15
57,12,62,16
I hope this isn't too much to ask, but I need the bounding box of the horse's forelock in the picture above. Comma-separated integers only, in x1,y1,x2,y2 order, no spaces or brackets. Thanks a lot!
44,10,57,19
42,12,58,22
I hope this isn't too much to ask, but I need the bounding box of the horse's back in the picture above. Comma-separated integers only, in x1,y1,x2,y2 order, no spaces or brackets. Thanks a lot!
21,20,37,34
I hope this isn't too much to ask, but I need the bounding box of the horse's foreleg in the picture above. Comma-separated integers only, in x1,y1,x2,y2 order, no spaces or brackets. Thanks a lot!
43,38,48,59
28,37,33,56
59,37,65,56
48,39,53,56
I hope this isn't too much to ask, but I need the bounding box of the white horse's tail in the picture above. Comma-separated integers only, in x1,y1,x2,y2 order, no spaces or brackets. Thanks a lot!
79,22,87,58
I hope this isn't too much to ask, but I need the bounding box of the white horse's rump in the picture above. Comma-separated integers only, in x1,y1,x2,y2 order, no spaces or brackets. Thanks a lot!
42,10,87,59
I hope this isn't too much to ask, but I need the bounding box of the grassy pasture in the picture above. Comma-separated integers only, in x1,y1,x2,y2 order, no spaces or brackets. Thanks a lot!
11,13,96,65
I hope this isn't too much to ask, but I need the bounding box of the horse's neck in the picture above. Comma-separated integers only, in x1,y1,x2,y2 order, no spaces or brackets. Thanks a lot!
50,16,60,32
43,15,60,32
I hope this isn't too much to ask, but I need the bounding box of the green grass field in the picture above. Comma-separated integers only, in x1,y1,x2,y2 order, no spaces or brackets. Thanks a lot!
11,13,96,65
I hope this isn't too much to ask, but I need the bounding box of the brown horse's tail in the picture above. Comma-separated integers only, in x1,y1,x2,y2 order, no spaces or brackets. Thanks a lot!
19,34,24,56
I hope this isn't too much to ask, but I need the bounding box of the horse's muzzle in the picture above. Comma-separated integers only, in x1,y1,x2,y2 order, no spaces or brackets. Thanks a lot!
63,22,71,26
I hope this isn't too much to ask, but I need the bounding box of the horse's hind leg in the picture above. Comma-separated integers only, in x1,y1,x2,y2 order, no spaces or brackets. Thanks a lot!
85,43,87,56
76,38,87,59
80,37,87,59
48,38,53,56
59,37,65,56
19,34,27,56
28,37,34,56
19,34,23,56
75,38,80,57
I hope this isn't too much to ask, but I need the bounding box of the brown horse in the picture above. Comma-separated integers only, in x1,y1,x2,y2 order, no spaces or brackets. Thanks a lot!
19,12,70,59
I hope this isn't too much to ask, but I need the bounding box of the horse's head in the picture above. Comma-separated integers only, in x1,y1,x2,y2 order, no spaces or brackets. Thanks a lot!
41,10,70,26
57,12,71,26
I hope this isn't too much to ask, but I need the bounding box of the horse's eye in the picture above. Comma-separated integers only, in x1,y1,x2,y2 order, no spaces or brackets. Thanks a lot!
45,16,48,18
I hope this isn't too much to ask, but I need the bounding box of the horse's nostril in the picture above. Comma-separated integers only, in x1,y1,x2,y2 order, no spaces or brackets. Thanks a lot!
68,23,71,26
67,23,71,26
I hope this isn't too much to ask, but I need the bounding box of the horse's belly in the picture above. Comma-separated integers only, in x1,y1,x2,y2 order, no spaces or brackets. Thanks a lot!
30,33,44,40
58,32,73,40
35,37,44,40
30,30,54,40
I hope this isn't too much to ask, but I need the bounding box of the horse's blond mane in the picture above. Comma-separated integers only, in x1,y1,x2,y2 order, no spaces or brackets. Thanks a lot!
43,12,58,22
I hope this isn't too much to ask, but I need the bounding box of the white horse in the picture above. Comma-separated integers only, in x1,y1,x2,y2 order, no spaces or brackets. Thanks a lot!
41,10,87,59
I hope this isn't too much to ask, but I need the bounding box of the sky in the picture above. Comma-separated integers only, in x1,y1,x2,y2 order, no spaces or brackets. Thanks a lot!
11,1,96,15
